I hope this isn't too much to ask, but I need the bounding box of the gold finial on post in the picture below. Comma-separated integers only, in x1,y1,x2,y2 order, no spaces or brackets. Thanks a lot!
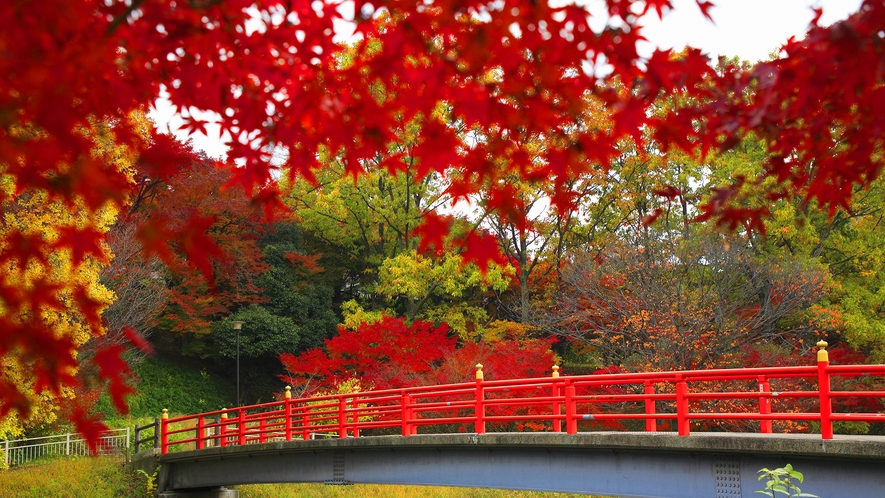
285,386,292,399
221,408,227,419
475,363,484,380
817,340,829,363
161,408,168,420
552,365,560,378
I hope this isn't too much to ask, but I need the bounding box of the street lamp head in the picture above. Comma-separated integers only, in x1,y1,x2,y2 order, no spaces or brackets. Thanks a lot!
231,320,244,330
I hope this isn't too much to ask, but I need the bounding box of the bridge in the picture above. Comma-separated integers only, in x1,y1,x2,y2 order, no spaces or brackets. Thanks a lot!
133,342,885,497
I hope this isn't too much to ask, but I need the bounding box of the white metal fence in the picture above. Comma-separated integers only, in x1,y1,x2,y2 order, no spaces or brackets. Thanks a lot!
1,428,130,468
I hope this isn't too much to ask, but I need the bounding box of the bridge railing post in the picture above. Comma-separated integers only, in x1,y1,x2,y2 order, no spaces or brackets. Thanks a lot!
196,415,205,450
552,365,562,433
238,409,246,446
258,418,266,443
475,363,486,434
817,341,833,440
401,392,412,436
284,386,293,442
160,409,169,454
758,376,772,434
565,379,577,434
676,377,690,436
338,396,347,438
351,393,360,438
219,410,228,447
644,380,656,433
301,405,310,440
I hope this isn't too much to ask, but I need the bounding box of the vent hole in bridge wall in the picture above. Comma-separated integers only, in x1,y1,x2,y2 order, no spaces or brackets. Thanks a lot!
715,457,741,497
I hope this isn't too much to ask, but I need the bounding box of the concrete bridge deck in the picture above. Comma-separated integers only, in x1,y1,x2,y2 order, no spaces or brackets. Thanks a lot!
134,432,885,498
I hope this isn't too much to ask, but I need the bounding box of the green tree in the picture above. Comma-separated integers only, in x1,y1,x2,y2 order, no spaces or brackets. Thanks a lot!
209,221,338,403
377,249,512,339
285,148,452,304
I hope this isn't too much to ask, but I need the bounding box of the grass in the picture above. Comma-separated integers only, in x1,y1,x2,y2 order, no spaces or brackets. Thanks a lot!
0,456,139,498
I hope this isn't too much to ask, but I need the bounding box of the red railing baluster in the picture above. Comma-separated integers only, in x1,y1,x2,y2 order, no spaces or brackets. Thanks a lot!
338,396,347,438
301,406,310,441
238,409,246,446
817,341,833,440
676,377,689,436
758,376,772,434
401,392,412,436
219,410,228,447
196,416,205,450
644,380,656,433
565,380,576,434
351,395,360,438
259,418,266,443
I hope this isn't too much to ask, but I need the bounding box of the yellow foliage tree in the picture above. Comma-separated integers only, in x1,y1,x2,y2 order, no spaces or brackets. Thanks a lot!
0,116,146,438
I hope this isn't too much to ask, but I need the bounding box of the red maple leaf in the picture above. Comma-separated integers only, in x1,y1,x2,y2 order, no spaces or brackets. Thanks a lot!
92,344,134,414
73,286,105,331
71,408,110,455
177,114,210,136
412,211,453,255
53,226,108,267
696,0,715,22
0,376,31,418
124,326,154,355
26,278,64,313
1,230,49,269
486,184,527,232
177,212,226,284
412,120,462,178
459,230,507,274
136,215,176,265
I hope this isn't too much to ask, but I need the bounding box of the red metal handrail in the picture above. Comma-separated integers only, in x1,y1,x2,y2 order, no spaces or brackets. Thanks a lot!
160,341,885,454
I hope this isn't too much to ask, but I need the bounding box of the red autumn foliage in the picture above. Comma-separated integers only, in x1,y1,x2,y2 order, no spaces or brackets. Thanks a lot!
279,317,457,393
279,316,555,395
2,0,884,441
279,316,557,432
129,148,271,335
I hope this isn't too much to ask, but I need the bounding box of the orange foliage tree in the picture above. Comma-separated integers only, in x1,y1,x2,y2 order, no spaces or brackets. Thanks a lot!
550,230,827,372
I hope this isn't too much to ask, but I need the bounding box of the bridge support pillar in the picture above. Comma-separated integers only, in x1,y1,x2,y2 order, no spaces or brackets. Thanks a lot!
159,487,238,498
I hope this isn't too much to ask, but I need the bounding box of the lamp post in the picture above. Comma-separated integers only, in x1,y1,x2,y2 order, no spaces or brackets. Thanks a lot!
231,320,244,406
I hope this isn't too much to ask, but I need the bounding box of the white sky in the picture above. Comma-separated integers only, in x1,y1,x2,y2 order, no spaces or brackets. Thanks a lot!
151,0,864,158
639,0,863,62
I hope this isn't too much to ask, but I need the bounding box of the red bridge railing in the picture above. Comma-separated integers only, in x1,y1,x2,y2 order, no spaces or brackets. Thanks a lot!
159,341,885,454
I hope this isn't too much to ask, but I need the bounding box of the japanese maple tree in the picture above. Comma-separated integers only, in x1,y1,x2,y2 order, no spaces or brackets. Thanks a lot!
279,316,555,393
279,316,457,393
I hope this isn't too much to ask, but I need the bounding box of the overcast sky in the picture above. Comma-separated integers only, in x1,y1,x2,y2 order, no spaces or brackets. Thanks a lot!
639,0,863,62
151,0,865,158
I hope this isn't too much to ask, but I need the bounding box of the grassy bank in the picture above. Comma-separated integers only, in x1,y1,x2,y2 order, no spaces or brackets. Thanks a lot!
0,457,138,498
